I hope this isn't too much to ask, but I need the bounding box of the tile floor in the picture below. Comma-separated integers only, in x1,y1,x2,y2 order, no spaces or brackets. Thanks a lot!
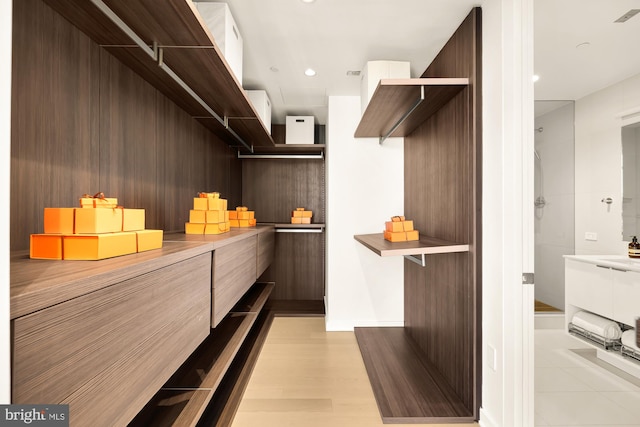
535,328,640,426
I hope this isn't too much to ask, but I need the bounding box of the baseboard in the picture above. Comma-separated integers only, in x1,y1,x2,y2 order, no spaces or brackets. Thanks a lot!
325,320,405,332
479,407,498,427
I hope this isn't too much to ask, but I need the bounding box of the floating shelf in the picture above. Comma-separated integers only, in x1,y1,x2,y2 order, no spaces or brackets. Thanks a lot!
42,0,275,150
238,144,325,159
354,78,468,142
354,233,468,256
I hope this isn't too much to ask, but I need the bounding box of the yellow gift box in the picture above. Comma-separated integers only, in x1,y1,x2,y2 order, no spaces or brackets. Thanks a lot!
79,193,118,209
385,221,404,233
189,210,206,223
292,210,304,218
384,230,407,242
62,232,137,260
44,208,75,234
406,230,419,241
193,198,209,211
122,209,145,232
204,222,230,234
302,210,313,218
300,217,310,224
209,198,227,211
74,207,123,234
291,217,302,224
193,196,227,211
185,222,206,234
238,219,250,227
30,234,63,260
230,219,240,228
237,211,254,220
206,210,227,224
403,220,414,232
136,229,163,252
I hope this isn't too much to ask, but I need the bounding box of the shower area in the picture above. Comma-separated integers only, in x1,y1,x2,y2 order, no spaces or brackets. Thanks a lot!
534,100,575,313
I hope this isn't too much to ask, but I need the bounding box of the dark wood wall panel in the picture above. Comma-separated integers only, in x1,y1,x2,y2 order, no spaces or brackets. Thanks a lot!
10,0,242,249
242,159,325,223
403,8,481,415
10,0,100,250
259,232,324,300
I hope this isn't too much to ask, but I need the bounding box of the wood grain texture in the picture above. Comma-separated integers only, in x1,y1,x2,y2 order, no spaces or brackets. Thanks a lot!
10,241,212,319
11,0,242,250
260,232,325,300
354,233,469,257
242,159,325,224
355,327,474,423
403,8,482,416
257,229,275,278
212,236,258,326
13,253,211,426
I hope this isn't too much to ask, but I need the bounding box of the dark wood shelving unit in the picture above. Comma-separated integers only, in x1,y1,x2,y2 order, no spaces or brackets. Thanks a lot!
129,282,274,427
355,327,474,423
354,78,468,140
41,0,275,150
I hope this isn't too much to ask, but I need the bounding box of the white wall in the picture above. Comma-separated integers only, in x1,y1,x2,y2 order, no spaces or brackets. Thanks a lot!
575,72,640,255
325,96,404,331
534,103,575,309
1,0,12,404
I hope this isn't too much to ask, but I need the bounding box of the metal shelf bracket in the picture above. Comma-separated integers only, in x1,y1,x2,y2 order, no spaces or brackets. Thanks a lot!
404,253,426,267
379,85,425,145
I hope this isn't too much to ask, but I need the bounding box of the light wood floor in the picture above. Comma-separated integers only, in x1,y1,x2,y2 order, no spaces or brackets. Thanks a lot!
535,299,562,312
231,317,478,427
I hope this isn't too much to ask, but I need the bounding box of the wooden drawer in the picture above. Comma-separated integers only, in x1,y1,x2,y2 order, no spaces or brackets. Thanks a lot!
12,253,211,426
212,236,257,326
257,228,275,278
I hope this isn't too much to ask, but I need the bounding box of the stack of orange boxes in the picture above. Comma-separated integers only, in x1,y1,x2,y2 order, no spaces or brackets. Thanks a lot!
229,206,257,228
383,216,419,242
30,192,163,260
185,192,231,234
291,208,312,224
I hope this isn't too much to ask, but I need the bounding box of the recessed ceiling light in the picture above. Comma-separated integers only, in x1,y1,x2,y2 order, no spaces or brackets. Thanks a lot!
301,0,315,3
532,74,540,83
304,68,316,77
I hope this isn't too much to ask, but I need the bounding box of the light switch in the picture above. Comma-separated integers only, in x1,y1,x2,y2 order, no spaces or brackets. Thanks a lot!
585,232,598,241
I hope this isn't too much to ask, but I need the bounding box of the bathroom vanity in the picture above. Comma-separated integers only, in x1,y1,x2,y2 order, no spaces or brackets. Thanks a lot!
564,255,640,377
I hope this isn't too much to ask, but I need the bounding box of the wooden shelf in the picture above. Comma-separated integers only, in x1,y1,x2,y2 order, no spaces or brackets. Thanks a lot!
129,282,274,427
249,144,325,155
355,327,474,423
354,78,468,140
42,0,275,149
274,223,325,229
354,233,469,257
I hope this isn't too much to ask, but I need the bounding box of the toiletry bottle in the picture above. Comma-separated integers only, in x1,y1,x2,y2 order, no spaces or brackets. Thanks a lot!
629,236,640,258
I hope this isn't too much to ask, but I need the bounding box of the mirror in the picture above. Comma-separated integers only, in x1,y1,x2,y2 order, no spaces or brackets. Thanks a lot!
622,120,640,240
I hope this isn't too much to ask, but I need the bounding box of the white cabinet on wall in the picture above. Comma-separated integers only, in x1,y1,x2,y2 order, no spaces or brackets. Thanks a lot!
194,2,243,85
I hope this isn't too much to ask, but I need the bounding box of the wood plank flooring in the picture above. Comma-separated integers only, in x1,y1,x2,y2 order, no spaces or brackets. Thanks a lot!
230,317,478,427
535,300,562,312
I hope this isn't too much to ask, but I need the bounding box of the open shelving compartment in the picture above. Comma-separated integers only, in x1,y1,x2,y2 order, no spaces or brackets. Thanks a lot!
129,282,274,427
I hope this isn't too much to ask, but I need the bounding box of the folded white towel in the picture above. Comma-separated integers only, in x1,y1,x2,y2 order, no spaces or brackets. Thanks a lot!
572,311,622,340
622,329,639,350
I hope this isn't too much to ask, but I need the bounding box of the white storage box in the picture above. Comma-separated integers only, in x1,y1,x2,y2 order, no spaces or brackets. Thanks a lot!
195,2,243,85
286,116,314,144
360,60,410,114
245,90,271,134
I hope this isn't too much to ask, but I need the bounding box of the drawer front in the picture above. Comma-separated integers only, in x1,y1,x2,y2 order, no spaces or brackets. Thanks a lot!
13,253,211,425
257,229,275,278
613,269,640,327
565,260,613,318
212,236,257,326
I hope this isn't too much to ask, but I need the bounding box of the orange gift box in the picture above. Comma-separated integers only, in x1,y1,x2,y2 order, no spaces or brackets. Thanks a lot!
185,222,205,234
136,229,163,252
30,234,63,260
300,217,311,224
292,210,304,218
122,209,145,232
291,217,302,224
385,221,404,233
384,230,407,242
237,211,254,220
62,232,137,260
44,208,75,234
238,219,250,227
193,198,209,211
249,218,256,227
79,195,118,209
236,206,248,212
391,216,405,222
189,210,206,223
406,230,419,241
74,207,123,234
230,219,240,228
403,220,414,232
205,222,230,234
206,210,227,223
228,210,238,220
301,211,313,218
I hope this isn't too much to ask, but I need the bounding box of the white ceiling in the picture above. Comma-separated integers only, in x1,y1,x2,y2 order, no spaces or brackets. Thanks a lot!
210,0,640,125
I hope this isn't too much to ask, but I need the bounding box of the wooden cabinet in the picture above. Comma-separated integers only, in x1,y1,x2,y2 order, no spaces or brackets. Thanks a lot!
212,235,257,327
257,227,275,278
11,243,213,427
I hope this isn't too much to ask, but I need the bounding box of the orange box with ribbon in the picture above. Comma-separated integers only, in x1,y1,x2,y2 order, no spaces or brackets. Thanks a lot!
44,208,76,234
122,209,145,232
135,229,163,252
79,192,118,209
63,232,137,260
75,207,123,234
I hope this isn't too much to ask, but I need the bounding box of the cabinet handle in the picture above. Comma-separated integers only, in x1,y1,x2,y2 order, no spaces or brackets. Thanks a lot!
596,265,610,269
611,267,628,272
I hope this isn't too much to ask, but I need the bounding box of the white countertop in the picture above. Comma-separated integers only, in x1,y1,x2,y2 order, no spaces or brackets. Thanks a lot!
564,254,640,273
